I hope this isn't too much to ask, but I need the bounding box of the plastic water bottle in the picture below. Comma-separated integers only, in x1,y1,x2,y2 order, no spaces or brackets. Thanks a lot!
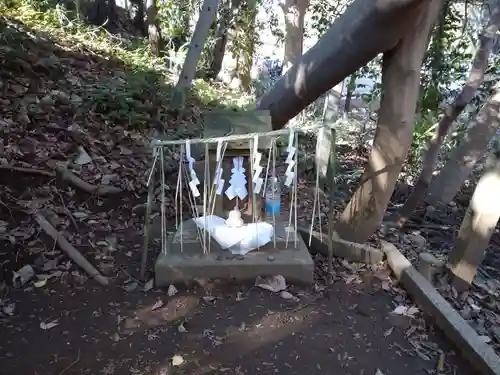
265,177,281,216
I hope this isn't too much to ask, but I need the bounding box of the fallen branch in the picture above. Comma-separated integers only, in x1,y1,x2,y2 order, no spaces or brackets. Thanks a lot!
34,212,109,285
55,165,122,195
0,164,56,177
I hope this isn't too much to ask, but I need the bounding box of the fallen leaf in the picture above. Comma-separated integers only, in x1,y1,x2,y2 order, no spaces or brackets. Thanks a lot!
255,275,287,293
119,146,133,155
392,305,419,317
236,292,245,301
171,354,184,366
122,281,138,292
406,306,419,317
144,279,154,292
75,146,92,165
437,351,445,372
392,305,407,315
178,323,188,333
202,296,216,303
384,327,394,337
34,278,47,288
72,212,89,219
13,264,34,287
40,320,59,330
151,300,164,311
167,284,178,296
3,303,15,316
280,290,298,301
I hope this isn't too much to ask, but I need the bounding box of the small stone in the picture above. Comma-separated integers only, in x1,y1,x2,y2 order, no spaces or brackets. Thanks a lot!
267,255,275,262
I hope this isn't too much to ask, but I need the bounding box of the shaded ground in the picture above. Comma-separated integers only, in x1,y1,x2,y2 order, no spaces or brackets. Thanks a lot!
0,266,475,375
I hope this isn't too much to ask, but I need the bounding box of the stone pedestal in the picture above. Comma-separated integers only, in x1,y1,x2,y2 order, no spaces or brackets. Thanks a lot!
154,219,314,286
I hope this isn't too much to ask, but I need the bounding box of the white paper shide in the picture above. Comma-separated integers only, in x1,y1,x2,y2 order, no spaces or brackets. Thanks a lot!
193,215,273,255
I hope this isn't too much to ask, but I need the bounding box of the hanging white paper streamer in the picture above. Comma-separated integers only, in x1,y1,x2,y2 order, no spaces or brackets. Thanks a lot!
185,140,200,197
214,140,225,195
251,135,264,194
226,157,247,200
284,130,296,187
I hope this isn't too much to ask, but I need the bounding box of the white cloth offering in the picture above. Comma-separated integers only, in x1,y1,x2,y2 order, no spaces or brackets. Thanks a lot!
192,215,273,255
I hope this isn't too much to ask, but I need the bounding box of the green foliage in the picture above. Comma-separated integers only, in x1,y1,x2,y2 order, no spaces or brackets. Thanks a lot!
420,0,475,113
193,79,254,109
2,1,251,132
308,0,351,38
157,0,192,40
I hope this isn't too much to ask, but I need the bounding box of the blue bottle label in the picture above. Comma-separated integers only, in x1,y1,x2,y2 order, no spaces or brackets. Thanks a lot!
265,200,280,215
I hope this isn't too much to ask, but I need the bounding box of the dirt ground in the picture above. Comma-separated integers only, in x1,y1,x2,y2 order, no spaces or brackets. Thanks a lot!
0,155,485,375
0,259,476,375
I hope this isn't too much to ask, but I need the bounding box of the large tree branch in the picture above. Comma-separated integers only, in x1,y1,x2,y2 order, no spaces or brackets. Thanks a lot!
257,0,432,129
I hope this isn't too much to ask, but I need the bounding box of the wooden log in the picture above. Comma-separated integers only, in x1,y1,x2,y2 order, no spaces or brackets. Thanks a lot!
257,0,430,129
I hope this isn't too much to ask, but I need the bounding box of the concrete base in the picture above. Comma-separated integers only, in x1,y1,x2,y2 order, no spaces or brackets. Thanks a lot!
383,241,500,375
155,219,314,286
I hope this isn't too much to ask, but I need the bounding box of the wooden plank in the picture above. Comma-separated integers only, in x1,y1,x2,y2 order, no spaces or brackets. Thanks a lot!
315,125,336,190
447,150,500,291
383,241,500,375
203,110,273,150
298,227,384,264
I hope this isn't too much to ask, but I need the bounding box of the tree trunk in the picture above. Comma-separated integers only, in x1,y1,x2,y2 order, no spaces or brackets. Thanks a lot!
85,0,116,27
75,0,82,20
210,31,229,78
344,74,356,113
107,0,117,31
393,3,500,226
426,87,500,204
447,143,500,291
131,0,146,36
282,0,309,71
257,0,437,129
208,1,231,79
146,0,163,57
334,0,442,243
172,0,220,109
235,0,258,91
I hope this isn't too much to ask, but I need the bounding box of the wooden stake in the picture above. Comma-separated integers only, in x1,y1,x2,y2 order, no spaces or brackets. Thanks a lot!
447,146,500,291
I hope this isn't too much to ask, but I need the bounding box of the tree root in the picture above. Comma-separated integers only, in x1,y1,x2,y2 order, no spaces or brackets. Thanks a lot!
33,212,109,286
55,165,122,195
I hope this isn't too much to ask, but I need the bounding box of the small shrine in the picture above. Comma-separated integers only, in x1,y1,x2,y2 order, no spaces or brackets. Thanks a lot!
142,109,335,286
